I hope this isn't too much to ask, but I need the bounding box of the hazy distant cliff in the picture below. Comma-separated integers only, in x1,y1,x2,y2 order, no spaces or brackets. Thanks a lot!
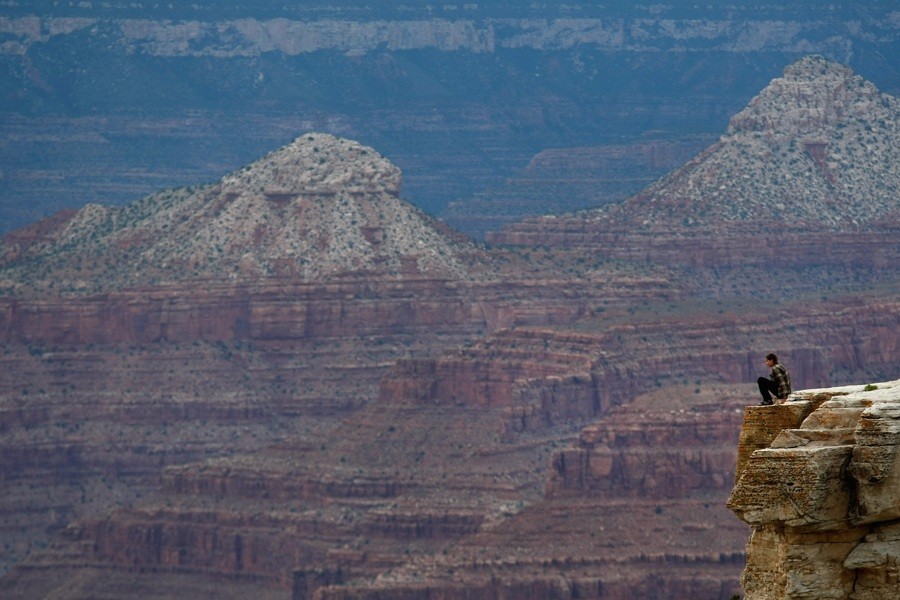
1,2,897,235
3,4,896,57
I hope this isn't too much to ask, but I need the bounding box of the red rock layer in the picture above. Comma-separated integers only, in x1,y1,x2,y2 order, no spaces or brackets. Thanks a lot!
2,291,896,599
546,403,744,499
0,271,676,345
0,279,483,345
303,391,752,599
488,225,900,270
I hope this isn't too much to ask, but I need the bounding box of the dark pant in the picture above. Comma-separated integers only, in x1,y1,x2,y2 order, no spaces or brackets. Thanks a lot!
757,377,779,404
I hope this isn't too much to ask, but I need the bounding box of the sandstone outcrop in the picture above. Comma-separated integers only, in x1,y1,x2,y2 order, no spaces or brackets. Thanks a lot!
727,380,900,600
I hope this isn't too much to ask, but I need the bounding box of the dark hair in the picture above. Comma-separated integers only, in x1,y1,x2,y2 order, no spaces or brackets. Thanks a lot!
765,353,778,362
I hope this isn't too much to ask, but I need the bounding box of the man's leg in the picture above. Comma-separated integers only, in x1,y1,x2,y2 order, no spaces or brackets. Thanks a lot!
757,377,777,404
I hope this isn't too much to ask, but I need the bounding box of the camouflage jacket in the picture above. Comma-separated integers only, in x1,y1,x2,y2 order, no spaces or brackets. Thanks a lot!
770,363,792,398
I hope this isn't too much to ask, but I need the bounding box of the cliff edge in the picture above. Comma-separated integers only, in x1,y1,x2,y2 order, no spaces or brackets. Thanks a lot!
727,379,900,600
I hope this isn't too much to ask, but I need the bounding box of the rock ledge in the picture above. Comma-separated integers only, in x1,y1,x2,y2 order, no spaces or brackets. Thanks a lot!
727,379,900,600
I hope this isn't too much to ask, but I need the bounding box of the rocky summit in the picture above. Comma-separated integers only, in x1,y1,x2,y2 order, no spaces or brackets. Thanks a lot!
728,379,900,600
0,133,484,295
490,56,900,247
624,55,899,231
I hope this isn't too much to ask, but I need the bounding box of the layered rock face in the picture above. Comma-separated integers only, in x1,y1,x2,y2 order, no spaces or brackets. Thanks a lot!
3,266,895,598
0,279,485,344
0,131,690,594
547,398,743,500
3,5,888,58
727,380,900,600
280,294,897,599
1,79,898,600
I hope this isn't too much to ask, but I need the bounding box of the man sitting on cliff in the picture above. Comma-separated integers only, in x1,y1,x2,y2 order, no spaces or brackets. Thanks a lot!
758,353,792,405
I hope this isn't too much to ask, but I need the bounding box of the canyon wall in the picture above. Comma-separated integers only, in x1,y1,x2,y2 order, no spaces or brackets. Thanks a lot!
288,294,897,599
0,279,484,344
2,288,896,598
5,7,889,57
382,296,900,415
3,285,896,599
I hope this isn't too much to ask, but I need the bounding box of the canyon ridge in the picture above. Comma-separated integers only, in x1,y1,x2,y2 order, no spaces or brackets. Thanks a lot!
2,2,898,236
0,56,898,599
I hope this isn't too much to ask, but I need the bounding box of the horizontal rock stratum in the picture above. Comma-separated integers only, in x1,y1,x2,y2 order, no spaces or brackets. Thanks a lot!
727,379,900,600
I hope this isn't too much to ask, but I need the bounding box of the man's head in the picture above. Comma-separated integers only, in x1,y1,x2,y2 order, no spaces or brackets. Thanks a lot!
765,353,778,367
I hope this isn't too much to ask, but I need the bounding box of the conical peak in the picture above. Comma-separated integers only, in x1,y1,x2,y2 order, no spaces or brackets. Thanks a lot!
727,55,888,139
578,56,898,233
0,133,487,293
220,133,401,198
781,54,853,80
